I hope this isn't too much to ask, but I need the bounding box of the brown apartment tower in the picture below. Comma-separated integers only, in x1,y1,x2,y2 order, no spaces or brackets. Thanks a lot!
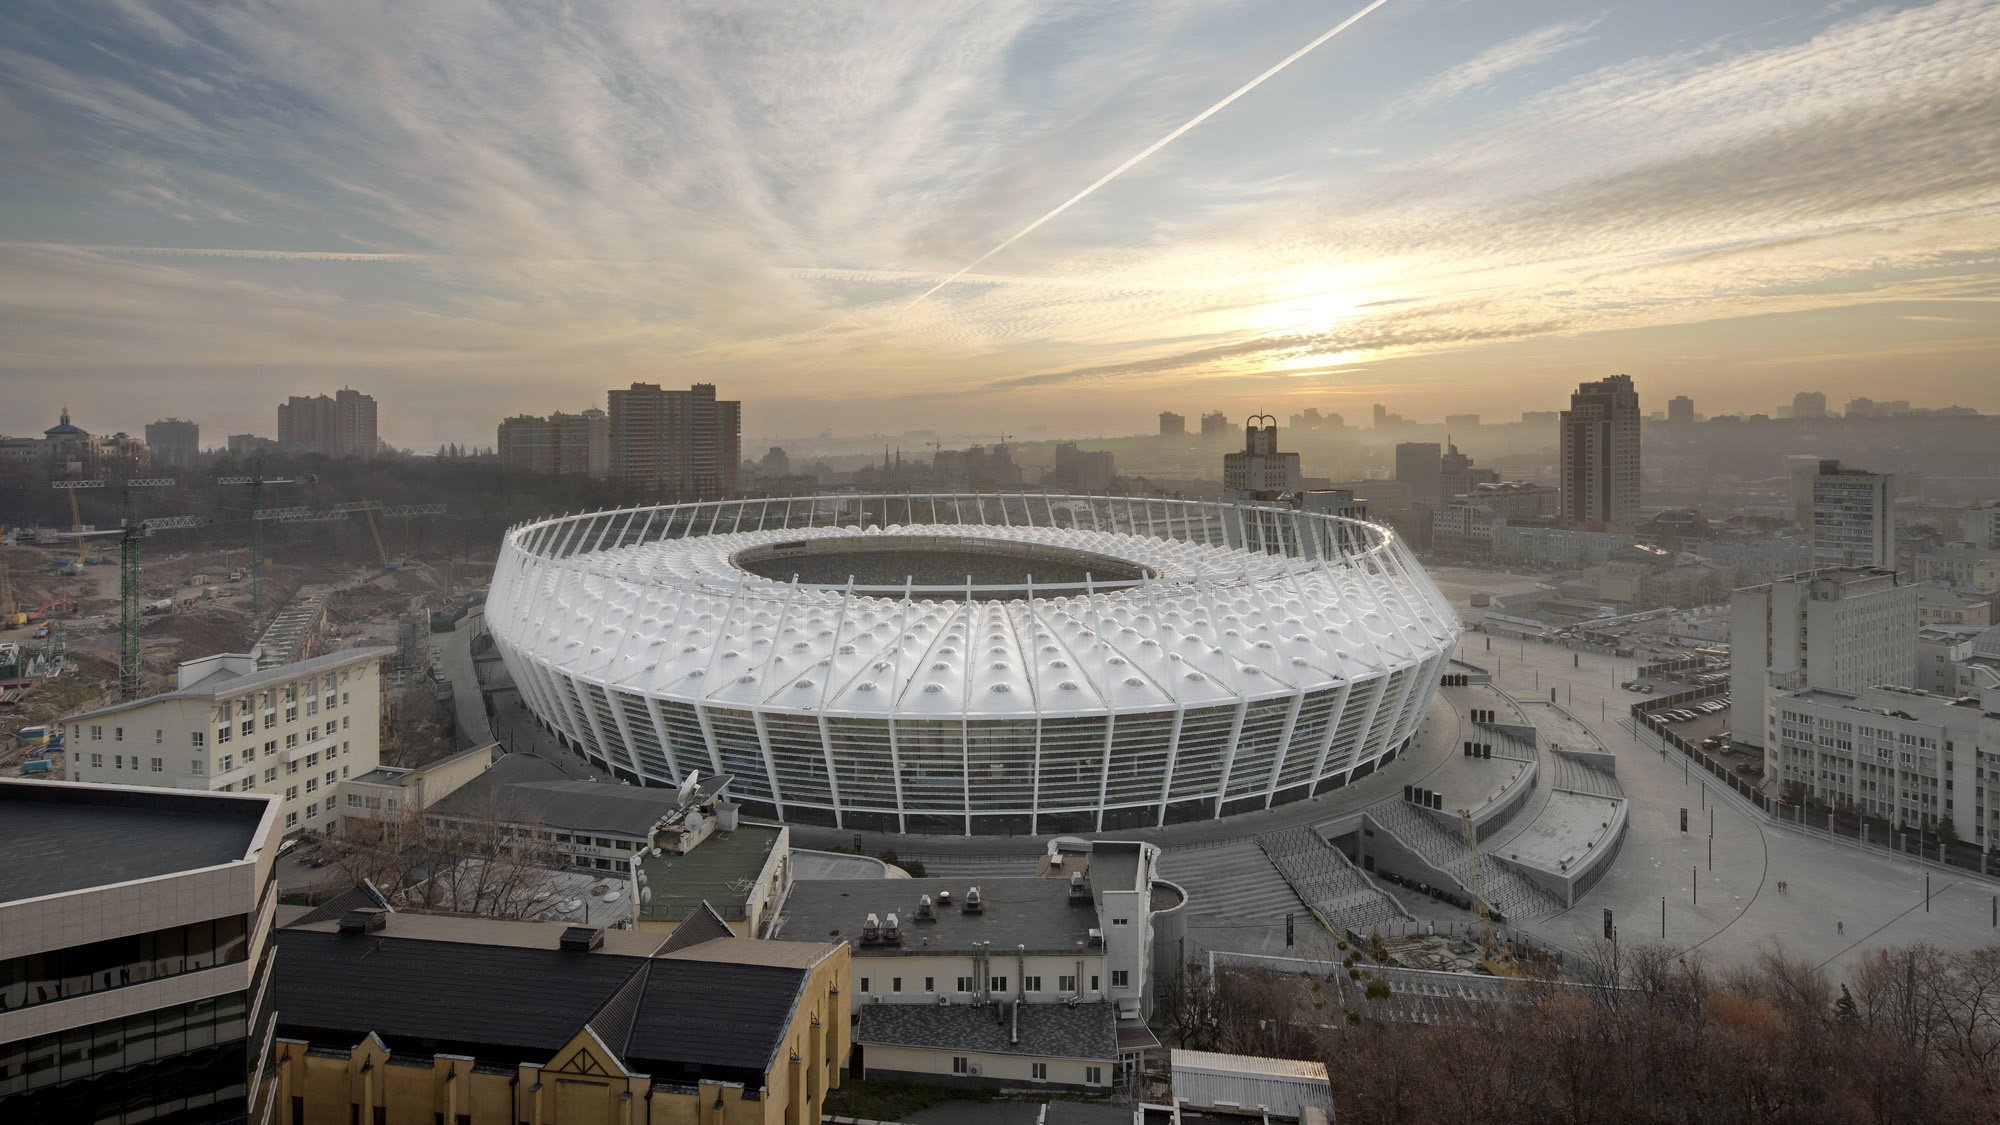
608,383,741,499
1558,373,1641,525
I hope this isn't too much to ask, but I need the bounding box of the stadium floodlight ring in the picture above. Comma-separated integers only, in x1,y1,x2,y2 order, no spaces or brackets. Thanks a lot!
486,494,1461,835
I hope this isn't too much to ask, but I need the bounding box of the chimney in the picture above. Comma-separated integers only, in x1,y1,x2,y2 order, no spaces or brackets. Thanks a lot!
714,799,741,832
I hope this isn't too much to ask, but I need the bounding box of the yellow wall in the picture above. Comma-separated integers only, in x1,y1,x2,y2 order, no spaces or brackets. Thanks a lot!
272,944,850,1125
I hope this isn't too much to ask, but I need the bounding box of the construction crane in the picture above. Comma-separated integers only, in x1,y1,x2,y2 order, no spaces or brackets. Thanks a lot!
364,506,392,569
1457,807,1509,972
212,469,304,627
53,479,177,699
0,545,18,629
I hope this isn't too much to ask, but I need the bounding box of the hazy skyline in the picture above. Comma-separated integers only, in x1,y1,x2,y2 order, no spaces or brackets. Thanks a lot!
3,0,1998,448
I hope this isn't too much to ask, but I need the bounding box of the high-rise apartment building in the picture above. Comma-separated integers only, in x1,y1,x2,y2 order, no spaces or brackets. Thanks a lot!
1444,413,1481,431
498,408,610,478
1199,410,1229,437
1793,390,1828,419
1394,442,1443,506
1558,374,1642,525
1729,567,1918,765
608,383,741,499
1159,411,1186,437
1439,442,1499,500
277,387,378,458
0,780,281,1124
1811,459,1895,569
1667,395,1694,424
144,417,200,468
1222,416,1302,502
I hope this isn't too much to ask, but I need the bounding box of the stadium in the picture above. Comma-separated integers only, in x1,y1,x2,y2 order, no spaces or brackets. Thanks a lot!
485,494,1461,835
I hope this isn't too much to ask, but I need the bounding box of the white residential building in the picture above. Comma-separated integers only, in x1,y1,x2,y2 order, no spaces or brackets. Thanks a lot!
1811,459,1895,569
1772,684,2000,848
63,647,392,836
1729,568,1918,768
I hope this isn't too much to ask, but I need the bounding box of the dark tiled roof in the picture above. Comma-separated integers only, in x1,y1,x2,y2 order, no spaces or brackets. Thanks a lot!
275,929,649,1063
0,782,267,901
623,959,809,1084
660,901,734,953
857,1002,1117,1062
775,878,1099,955
292,881,393,926
430,753,687,838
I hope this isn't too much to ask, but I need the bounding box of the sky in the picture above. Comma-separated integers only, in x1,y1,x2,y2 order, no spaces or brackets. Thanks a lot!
2,0,1998,449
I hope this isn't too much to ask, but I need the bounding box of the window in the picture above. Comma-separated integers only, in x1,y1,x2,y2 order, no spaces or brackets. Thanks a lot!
90,725,102,740
219,755,233,773
189,759,203,776
988,976,1007,994
285,786,298,801
1111,970,1129,988
216,725,230,744
956,976,973,993
239,719,253,737
113,727,123,742
191,732,203,748
241,745,254,762
265,740,276,757
305,778,318,794
264,768,277,783
325,770,337,786
1090,975,1100,992
892,977,902,993
286,736,298,752
305,805,317,820
1085,1066,1103,1086
952,1057,969,1075
860,977,870,994
154,729,162,744
1111,917,1128,925
284,706,297,723
342,716,350,730
285,811,298,828
347,794,363,808
1058,975,1077,993
151,758,162,772
1023,975,1042,992
924,976,935,993
113,754,124,770
1031,1063,1048,1082
305,753,319,768
306,699,318,717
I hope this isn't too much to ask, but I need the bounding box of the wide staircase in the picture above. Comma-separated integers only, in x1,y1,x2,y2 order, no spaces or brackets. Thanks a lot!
1360,800,1566,922
1259,827,1410,934
1551,756,1624,798
1155,840,1308,921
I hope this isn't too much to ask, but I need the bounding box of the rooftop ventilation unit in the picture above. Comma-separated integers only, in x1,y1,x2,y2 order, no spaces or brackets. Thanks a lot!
937,889,952,907
1088,928,1104,946
337,909,386,935
964,886,983,914
1069,871,1089,903
883,912,901,943
559,925,604,952
915,894,936,921
862,913,882,944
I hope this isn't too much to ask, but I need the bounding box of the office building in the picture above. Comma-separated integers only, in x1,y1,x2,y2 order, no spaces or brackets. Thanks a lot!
1667,395,1694,424
1810,459,1895,569
1444,413,1480,431
63,648,391,837
144,418,201,469
775,842,1173,1088
1558,374,1642,525
1394,442,1443,506
276,388,378,458
1729,568,1918,765
1159,411,1186,437
272,904,848,1125
1049,443,1116,491
1770,684,2000,840
1438,442,1498,500
0,780,281,1124
1793,391,1828,420
1223,416,1303,502
497,408,610,478
1199,411,1229,437
608,382,741,499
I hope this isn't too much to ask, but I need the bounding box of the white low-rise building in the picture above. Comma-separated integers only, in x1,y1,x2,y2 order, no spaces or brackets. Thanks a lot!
63,647,392,836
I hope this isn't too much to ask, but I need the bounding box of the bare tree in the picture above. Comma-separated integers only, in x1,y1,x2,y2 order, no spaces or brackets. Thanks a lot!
329,789,566,919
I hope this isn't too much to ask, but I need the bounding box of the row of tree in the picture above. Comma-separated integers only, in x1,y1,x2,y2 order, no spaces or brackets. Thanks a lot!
1157,941,2000,1124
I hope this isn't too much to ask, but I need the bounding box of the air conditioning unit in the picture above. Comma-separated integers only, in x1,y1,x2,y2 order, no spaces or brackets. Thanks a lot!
870,994,883,1004
967,1064,982,1076
938,996,951,1006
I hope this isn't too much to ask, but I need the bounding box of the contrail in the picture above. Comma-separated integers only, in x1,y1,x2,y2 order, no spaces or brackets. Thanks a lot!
903,0,1395,311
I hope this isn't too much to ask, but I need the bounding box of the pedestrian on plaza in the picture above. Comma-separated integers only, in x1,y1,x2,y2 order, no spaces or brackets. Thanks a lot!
1838,921,1845,936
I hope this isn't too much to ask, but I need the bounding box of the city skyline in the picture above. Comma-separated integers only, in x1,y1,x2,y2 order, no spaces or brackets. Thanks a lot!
2,0,1998,448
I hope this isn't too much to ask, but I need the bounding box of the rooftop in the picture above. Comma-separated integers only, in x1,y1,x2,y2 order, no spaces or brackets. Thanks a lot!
636,822,784,922
66,645,394,723
0,782,270,902
429,752,692,837
285,905,670,956
857,1001,1117,1061
1171,1049,1331,1081
774,877,1101,956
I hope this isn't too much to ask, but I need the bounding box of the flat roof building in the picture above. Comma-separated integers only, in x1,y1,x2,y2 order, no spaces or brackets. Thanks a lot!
0,781,282,1124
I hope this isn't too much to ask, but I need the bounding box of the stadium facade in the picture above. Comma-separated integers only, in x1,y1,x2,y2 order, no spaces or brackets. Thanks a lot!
486,495,1460,835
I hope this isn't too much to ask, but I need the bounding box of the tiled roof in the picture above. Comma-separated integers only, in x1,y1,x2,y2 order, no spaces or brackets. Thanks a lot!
856,1001,1117,1061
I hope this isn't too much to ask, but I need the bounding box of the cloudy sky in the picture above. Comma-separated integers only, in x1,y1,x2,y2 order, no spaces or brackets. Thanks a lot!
3,0,1998,448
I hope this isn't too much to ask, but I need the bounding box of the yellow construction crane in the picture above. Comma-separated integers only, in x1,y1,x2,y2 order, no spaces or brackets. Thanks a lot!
0,546,20,629
1457,807,1514,975
65,486,82,533
364,506,393,569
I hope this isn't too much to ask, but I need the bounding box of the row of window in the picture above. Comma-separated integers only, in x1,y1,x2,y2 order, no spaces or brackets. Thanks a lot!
855,971,1126,996
0,916,250,1014
0,990,250,1096
948,1057,1103,1085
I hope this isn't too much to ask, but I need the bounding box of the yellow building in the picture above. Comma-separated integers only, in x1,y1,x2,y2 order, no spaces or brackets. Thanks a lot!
271,902,848,1125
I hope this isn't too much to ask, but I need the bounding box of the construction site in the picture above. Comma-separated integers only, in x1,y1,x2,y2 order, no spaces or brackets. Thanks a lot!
1,469,491,779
